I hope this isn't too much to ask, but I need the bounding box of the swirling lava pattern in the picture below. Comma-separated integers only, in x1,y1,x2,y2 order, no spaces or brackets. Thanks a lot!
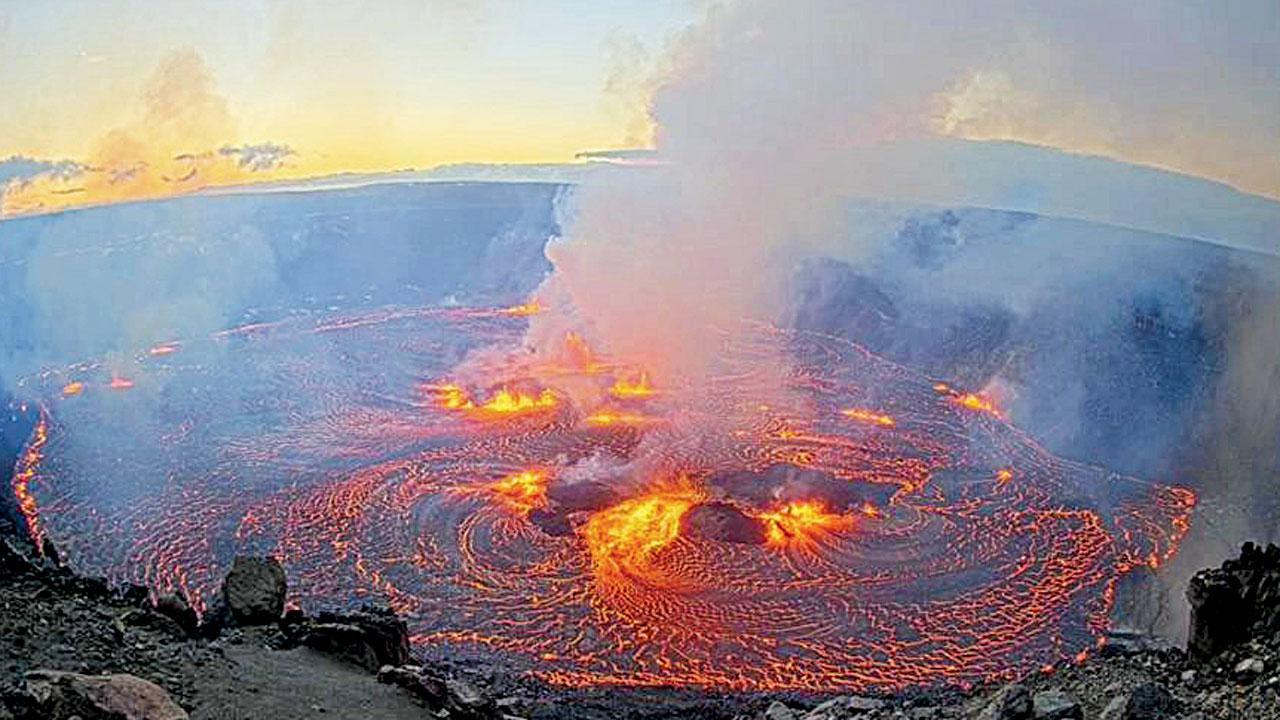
12,305,1194,692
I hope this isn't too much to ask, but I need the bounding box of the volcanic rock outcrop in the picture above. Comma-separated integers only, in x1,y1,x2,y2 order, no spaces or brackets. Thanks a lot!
1187,541,1280,659
220,555,287,625
20,670,188,720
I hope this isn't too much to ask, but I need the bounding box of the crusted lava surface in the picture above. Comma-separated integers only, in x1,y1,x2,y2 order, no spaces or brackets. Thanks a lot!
10,303,1194,693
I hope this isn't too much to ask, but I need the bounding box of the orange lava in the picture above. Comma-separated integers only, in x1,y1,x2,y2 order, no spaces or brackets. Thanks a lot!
480,387,557,414
426,383,557,416
584,481,703,583
841,407,896,427
756,500,855,549
488,469,550,514
583,411,657,428
935,383,1002,417
563,332,606,373
610,372,657,399
10,414,49,545
17,305,1200,694
498,300,543,317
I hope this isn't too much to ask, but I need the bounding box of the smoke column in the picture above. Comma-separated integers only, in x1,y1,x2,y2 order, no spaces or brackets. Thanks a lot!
542,0,1277,372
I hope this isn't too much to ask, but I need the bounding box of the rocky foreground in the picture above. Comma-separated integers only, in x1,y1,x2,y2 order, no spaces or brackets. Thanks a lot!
1,533,1278,720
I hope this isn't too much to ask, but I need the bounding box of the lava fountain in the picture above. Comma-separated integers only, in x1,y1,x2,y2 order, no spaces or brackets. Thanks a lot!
8,302,1194,692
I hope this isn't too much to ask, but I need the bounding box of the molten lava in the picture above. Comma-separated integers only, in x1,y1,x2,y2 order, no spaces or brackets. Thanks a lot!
583,411,657,428
10,303,1197,694
427,383,557,416
756,500,855,549
584,482,703,582
479,387,557,414
609,372,656,399
935,383,1003,417
10,414,49,544
841,407,896,427
487,469,549,514
498,300,543,317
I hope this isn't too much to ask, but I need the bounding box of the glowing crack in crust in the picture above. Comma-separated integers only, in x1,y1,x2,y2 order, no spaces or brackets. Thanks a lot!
11,302,1196,693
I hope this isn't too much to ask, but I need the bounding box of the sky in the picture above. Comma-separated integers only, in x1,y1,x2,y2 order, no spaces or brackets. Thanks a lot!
0,0,694,214
1,0,1276,216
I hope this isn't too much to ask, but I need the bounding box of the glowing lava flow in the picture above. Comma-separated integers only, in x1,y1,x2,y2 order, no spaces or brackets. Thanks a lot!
610,372,657,399
10,413,49,544
584,482,703,584
426,384,558,416
10,303,1197,693
841,408,896,427
756,500,856,549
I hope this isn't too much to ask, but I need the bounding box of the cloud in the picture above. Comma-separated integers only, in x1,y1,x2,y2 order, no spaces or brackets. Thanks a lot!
0,156,86,188
218,143,297,172
1,50,297,216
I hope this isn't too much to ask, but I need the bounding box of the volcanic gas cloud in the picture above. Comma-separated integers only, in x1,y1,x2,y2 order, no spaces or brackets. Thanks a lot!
11,300,1192,691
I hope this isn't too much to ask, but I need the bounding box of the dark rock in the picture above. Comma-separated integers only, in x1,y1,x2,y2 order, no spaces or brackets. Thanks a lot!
1100,629,1164,658
1187,569,1248,659
977,683,1032,720
681,502,767,545
311,605,410,669
38,537,61,567
118,583,150,606
153,593,198,637
527,508,573,537
1031,689,1081,720
303,623,382,671
445,676,495,719
547,480,619,513
1116,681,1172,712
377,664,448,706
196,593,229,639
23,669,188,719
118,609,187,640
70,576,111,598
764,700,797,720
221,556,286,625
804,695,886,719
1186,542,1280,659
0,536,36,576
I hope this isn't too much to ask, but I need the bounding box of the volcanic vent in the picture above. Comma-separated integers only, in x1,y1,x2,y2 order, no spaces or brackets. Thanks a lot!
11,302,1193,692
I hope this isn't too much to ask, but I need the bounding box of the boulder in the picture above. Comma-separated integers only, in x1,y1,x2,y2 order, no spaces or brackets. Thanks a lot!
377,664,449,706
764,700,797,720
681,502,767,545
23,670,187,720
307,605,411,670
301,623,379,670
1233,656,1265,679
1186,542,1280,659
1100,682,1176,720
1031,689,1081,720
153,593,198,637
977,683,1032,720
803,695,886,719
1186,569,1247,659
117,609,187,640
444,676,496,719
220,556,286,625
